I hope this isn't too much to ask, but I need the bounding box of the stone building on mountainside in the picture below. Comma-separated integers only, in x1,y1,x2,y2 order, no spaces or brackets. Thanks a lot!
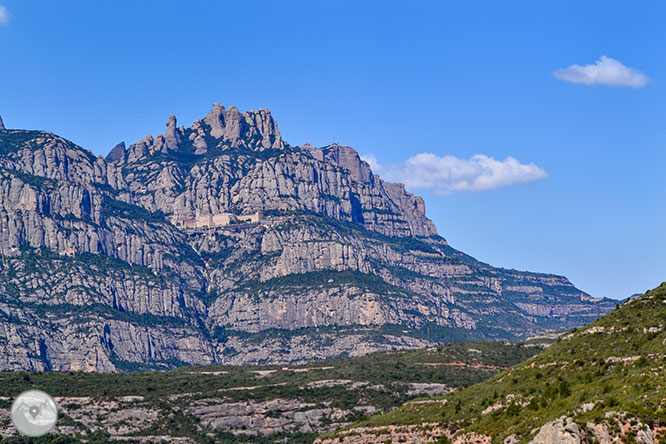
172,210,263,229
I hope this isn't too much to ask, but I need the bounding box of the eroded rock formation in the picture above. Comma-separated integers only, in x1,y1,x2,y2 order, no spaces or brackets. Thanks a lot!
0,106,617,371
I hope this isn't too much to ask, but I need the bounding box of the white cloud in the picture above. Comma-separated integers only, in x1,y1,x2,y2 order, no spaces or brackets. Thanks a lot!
0,6,9,25
553,56,648,88
361,153,381,172
361,152,548,195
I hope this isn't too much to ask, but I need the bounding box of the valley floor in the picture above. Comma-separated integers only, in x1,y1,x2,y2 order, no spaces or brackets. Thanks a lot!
0,340,547,443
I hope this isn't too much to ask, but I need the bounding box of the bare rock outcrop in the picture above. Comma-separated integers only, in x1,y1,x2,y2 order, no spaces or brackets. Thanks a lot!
105,141,126,164
529,417,582,444
202,103,284,150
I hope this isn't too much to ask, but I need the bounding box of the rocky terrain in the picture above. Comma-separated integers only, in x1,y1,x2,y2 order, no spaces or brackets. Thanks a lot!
0,105,617,371
0,341,546,443
318,283,666,444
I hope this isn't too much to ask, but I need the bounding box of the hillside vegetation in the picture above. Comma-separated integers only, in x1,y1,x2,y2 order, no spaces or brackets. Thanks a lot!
0,340,545,443
321,283,666,444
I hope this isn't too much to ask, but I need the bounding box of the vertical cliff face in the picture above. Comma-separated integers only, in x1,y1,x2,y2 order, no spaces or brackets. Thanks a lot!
0,128,212,371
296,143,438,237
108,106,437,238
0,106,617,371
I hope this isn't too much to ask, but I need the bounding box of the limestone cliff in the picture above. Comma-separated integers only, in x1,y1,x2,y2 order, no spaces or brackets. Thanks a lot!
0,106,617,371
109,106,436,238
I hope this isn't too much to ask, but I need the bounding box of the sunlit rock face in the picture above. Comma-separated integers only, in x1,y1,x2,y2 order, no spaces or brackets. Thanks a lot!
0,106,616,371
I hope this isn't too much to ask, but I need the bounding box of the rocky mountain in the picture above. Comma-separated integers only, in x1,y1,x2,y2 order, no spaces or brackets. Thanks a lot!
319,283,666,444
0,105,617,371
108,104,436,238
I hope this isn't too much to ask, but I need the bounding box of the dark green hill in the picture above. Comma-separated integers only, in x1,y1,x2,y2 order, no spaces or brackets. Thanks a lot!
321,283,666,443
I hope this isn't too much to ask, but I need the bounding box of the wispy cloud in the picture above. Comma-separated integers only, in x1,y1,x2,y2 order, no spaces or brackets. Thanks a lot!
361,153,382,172
361,153,548,195
0,6,9,25
554,56,648,88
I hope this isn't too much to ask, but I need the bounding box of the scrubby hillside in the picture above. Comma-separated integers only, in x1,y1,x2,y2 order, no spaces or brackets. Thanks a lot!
0,340,546,443
320,283,666,444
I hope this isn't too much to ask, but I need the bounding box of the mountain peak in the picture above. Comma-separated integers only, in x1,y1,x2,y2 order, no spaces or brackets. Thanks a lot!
203,103,227,139
105,142,126,164
166,114,177,128
121,104,286,162
200,103,284,150
164,114,181,150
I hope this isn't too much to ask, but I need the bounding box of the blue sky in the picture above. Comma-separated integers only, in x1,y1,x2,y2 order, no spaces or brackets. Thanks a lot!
0,1,664,299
